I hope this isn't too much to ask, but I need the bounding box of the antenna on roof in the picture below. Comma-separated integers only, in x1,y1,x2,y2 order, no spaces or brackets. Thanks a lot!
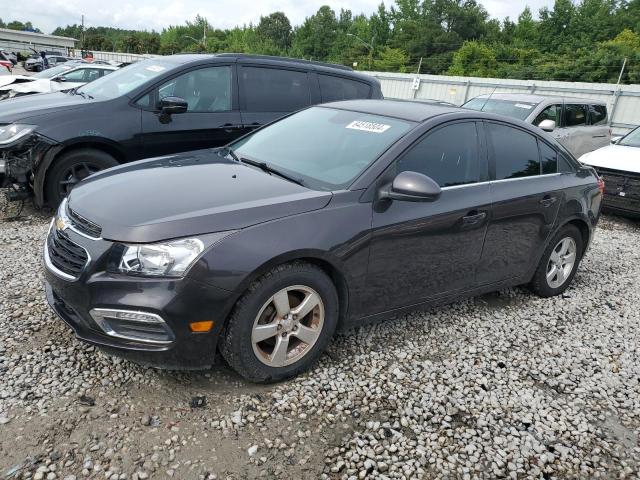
480,86,497,112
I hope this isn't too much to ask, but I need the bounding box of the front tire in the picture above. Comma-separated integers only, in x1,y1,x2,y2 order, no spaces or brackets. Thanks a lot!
220,262,339,383
44,149,118,208
529,225,583,297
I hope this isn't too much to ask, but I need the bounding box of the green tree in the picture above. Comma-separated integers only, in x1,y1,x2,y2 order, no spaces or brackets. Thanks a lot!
256,12,292,51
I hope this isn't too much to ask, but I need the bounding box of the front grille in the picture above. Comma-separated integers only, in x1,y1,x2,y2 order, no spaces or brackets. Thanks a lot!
68,207,102,238
47,229,89,278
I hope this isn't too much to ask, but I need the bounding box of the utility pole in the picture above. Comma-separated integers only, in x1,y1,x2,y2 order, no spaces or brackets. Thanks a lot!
81,15,85,49
616,57,627,86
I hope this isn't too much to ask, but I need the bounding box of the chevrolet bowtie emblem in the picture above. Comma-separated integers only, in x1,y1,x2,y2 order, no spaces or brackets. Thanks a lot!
55,217,67,231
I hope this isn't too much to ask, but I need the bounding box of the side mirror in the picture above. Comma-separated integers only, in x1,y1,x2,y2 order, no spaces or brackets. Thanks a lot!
538,119,556,132
159,96,188,115
53,76,66,82
379,171,442,202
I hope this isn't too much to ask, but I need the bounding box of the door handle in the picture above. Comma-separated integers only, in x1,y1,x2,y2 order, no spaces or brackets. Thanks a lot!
539,196,557,207
462,211,487,225
592,134,607,138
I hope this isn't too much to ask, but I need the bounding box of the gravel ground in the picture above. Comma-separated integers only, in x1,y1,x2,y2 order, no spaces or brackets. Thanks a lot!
1,205,639,480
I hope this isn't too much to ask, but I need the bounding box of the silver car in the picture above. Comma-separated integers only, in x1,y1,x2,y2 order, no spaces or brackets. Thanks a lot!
463,93,610,158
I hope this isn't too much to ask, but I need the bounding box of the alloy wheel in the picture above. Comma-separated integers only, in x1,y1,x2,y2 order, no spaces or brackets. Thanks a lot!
58,162,102,198
546,237,577,289
251,285,325,368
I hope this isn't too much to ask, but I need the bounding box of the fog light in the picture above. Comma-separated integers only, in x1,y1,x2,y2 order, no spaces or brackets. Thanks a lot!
190,320,214,333
89,308,174,344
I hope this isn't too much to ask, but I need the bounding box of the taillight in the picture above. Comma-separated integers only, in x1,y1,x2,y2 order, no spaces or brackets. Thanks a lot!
597,177,605,195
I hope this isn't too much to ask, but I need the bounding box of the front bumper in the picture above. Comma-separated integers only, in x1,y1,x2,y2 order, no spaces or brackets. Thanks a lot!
43,226,238,369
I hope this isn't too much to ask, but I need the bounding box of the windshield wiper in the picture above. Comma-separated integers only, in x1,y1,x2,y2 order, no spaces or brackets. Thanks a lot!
220,146,240,163
240,157,306,187
74,90,93,99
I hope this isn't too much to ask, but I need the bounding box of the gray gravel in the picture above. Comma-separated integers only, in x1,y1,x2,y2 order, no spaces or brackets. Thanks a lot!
1,205,639,479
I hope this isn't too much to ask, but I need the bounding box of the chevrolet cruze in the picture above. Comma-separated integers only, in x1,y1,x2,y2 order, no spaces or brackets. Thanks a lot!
44,100,603,382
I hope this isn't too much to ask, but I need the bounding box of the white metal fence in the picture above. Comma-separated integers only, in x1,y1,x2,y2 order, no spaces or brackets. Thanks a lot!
88,50,159,63
369,71,640,134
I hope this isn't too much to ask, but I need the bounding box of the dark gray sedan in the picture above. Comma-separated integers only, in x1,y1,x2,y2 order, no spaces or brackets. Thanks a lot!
43,100,604,382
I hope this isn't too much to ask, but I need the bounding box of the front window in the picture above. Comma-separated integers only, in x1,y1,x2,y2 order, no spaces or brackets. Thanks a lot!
77,58,174,100
155,66,231,112
232,107,414,190
463,97,538,121
619,127,640,148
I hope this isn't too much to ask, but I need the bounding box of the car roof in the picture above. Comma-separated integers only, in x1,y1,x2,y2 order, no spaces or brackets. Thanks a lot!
158,53,375,83
68,64,118,70
320,99,460,122
471,92,606,106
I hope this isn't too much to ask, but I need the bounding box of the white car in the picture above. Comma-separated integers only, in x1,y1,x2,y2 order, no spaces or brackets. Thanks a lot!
0,64,118,100
579,126,640,217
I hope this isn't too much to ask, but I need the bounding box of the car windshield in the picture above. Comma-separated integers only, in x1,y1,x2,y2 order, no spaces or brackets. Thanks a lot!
32,64,72,79
618,127,640,148
231,107,414,190
76,58,173,100
463,97,539,121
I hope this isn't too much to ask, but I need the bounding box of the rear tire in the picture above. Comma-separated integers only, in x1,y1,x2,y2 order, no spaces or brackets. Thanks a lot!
220,262,339,383
529,224,583,297
44,148,118,208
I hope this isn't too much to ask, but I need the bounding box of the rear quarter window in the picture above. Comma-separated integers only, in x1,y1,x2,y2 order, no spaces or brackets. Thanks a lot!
487,123,541,179
318,74,371,102
589,105,607,125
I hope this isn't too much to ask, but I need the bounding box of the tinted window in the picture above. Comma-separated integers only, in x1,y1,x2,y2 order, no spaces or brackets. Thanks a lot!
319,74,371,102
564,104,587,127
487,123,540,179
589,104,607,125
157,66,231,113
559,153,575,173
533,104,561,126
539,141,558,174
63,68,102,83
232,107,413,190
463,98,538,121
241,67,310,112
396,123,480,187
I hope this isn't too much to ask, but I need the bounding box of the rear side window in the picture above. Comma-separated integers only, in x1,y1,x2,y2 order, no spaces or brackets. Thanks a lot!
487,123,540,180
318,74,371,102
564,104,587,127
241,67,310,112
539,141,558,174
396,122,480,187
589,104,607,125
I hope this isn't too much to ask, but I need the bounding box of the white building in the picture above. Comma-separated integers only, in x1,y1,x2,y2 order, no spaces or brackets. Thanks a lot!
0,28,76,54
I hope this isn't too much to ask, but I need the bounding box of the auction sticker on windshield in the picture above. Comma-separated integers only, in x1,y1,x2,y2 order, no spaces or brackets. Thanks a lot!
514,103,534,109
346,120,391,133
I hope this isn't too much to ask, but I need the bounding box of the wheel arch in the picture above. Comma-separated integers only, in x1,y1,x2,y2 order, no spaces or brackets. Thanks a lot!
227,250,351,331
34,139,126,207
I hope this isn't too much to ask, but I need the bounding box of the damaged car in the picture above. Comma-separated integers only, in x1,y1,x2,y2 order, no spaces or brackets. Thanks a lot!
0,64,117,100
0,54,382,210
579,126,640,217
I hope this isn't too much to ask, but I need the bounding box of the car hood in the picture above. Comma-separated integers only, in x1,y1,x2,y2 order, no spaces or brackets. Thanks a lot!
0,91,90,121
0,75,33,88
0,78,67,95
68,150,333,243
579,144,640,174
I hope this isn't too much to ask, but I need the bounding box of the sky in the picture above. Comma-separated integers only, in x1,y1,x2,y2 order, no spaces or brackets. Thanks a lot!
10,0,556,35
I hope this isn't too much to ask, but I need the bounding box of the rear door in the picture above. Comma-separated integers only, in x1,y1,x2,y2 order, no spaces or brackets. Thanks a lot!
477,122,564,286
559,103,593,157
588,104,610,151
138,64,242,157
238,62,316,132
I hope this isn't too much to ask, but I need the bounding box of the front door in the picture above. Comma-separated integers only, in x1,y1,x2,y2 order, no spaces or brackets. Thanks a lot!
139,64,242,157
363,121,491,316
477,122,564,285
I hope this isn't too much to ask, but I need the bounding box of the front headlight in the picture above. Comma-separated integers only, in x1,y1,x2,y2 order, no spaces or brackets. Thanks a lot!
118,232,234,277
0,124,36,145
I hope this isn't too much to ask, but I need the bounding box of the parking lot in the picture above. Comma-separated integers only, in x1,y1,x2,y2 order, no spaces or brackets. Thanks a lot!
0,205,638,479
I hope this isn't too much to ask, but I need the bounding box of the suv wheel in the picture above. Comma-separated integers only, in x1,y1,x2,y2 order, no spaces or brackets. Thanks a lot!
220,262,339,383
530,224,583,297
45,148,118,208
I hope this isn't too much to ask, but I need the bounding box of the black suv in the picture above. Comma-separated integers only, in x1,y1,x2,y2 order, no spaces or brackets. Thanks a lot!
0,54,382,207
